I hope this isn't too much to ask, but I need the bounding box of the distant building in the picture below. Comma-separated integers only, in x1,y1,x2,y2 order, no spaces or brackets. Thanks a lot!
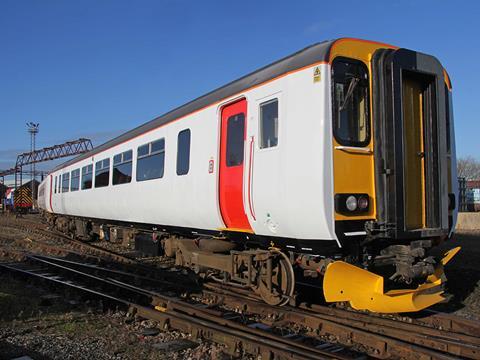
466,180,480,211
466,180,480,189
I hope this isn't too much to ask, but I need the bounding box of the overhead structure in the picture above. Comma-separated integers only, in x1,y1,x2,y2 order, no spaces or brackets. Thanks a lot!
15,138,93,167
0,138,94,191
0,167,19,178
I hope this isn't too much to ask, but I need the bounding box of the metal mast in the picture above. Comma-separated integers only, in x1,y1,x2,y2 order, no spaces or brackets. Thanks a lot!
26,122,39,208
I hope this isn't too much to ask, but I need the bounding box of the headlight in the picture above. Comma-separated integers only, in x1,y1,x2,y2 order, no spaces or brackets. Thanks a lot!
345,195,357,211
334,194,370,214
357,196,369,210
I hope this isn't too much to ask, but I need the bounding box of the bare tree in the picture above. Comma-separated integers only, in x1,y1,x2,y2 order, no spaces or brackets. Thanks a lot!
457,156,480,180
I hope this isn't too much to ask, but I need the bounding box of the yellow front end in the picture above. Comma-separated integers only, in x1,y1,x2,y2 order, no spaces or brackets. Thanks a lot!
327,38,458,313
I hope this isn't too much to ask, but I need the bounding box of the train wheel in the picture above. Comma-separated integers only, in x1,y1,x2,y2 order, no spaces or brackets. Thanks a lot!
257,250,295,306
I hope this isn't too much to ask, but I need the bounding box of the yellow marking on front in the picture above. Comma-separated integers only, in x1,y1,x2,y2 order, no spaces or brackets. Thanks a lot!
329,39,396,221
155,305,167,312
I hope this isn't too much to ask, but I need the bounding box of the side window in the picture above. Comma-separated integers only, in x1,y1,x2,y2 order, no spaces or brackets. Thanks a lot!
54,176,57,194
332,58,370,146
177,129,191,175
81,165,93,190
226,114,245,167
113,150,133,185
62,173,70,193
137,139,165,181
71,169,80,191
95,158,110,188
259,99,279,149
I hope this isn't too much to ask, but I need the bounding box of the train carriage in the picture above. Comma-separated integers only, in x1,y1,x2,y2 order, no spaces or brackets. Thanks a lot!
13,181,39,213
38,38,459,313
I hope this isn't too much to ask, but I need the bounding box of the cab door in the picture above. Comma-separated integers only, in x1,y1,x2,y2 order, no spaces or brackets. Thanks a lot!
219,99,252,231
402,76,426,229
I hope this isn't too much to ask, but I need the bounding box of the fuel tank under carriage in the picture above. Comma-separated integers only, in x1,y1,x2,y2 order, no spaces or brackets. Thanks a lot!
39,38,459,313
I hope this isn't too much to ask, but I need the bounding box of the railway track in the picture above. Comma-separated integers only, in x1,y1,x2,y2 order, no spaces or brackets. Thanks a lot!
1,216,480,359
204,283,480,359
0,215,149,267
0,254,363,360
2,253,479,359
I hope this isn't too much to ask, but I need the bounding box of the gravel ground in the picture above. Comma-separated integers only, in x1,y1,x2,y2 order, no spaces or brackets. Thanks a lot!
0,275,232,360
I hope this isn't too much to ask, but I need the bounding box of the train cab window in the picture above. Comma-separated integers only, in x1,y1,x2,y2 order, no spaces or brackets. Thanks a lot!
177,129,190,175
71,169,80,191
137,139,165,181
113,150,133,185
332,58,370,147
259,99,279,149
95,158,110,188
62,173,70,193
81,165,93,190
226,113,245,166
54,176,57,194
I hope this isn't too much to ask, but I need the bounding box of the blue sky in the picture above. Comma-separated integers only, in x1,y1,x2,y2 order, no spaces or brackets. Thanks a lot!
1,0,479,180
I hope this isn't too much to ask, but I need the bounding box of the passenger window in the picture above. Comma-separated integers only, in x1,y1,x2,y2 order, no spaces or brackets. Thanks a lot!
113,150,133,185
81,165,93,190
177,129,191,175
70,169,80,191
137,139,165,181
54,176,57,194
259,99,279,149
95,158,110,188
332,58,370,146
226,114,245,167
62,173,70,193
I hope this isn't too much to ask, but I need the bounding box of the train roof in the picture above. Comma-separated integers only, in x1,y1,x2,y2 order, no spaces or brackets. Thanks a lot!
53,39,339,172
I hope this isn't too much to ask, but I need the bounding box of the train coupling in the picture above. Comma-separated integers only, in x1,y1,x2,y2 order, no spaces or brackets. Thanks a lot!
323,247,461,313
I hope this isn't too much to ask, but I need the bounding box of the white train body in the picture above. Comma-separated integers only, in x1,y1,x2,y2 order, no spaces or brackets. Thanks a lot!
39,61,335,242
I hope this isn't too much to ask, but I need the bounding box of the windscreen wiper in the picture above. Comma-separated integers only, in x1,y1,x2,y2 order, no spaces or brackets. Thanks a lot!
339,77,360,111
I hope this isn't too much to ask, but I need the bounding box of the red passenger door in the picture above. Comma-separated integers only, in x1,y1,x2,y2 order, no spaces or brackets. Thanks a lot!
219,99,252,231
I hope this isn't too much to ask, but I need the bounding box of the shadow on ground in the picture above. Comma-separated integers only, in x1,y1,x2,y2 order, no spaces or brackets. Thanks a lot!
430,231,480,317
0,341,52,360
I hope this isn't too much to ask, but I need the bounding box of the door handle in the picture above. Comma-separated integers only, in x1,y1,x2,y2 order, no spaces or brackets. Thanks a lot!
334,145,372,154
247,136,256,221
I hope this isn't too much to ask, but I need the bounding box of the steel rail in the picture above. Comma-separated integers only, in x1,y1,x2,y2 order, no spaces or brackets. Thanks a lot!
0,257,358,360
15,254,473,360
203,283,480,359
